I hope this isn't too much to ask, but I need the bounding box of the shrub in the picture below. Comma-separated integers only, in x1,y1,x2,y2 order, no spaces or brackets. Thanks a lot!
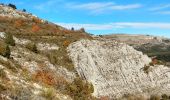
32,18,42,24
66,77,94,100
14,19,25,28
25,42,38,53
5,32,15,46
22,9,26,12
0,42,11,59
41,87,57,100
63,40,70,47
4,45,11,59
8,3,17,9
33,70,56,86
143,65,150,74
80,28,85,32
0,41,6,56
71,27,74,31
32,24,40,32
0,68,6,78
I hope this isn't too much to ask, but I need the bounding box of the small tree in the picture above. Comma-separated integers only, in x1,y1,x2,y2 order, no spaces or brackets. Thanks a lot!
4,45,10,59
5,32,15,46
71,27,74,31
22,9,26,12
8,3,17,9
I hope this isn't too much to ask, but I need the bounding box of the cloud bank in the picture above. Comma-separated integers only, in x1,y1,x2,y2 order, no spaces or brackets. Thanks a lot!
67,2,142,13
57,22,170,30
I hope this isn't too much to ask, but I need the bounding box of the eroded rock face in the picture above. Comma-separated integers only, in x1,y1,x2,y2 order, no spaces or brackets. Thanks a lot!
68,39,170,99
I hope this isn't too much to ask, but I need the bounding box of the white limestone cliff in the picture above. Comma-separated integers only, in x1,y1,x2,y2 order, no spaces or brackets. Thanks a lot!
68,39,170,99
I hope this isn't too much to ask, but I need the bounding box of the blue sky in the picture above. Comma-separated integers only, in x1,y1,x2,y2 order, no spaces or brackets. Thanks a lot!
1,0,170,37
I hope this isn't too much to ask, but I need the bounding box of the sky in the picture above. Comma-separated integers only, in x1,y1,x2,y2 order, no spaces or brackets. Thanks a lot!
1,0,170,37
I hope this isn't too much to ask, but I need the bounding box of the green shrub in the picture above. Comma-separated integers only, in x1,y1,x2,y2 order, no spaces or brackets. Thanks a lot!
0,41,11,59
41,87,57,100
0,41,6,56
5,32,15,46
0,68,6,78
143,65,150,74
25,42,38,53
4,45,11,59
66,77,94,100
8,3,17,9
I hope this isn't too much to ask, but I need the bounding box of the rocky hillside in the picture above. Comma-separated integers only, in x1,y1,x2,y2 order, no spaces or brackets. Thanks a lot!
1,3,170,100
0,4,94,100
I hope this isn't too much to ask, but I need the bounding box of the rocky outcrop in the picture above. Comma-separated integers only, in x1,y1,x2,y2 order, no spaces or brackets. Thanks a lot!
68,39,170,99
0,4,36,18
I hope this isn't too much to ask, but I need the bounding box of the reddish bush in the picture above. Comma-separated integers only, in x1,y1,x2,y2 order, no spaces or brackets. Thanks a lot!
32,17,42,24
33,70,56,85
99,96,109,100
63,40,70,47
32,24,40,32
14,19,25,28
33,70,67,86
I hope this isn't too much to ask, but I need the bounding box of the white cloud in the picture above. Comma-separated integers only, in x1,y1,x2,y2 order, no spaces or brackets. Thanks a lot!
149,4,170,15
110,4,142,10
156,11,170,15
67,2,142,13
57,23,117,30
70,2,114,10
149,4,170,11
57,22,170,31
113,22,170,29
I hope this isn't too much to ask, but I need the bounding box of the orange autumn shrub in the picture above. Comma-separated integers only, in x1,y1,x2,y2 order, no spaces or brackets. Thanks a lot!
33,70,56,85
33,70,67,86
63,40,70,47
14,19,25,27
32,24,40,32
32,17,42,24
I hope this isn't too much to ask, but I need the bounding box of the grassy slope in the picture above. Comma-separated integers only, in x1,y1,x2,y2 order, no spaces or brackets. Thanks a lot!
0,16,92,70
